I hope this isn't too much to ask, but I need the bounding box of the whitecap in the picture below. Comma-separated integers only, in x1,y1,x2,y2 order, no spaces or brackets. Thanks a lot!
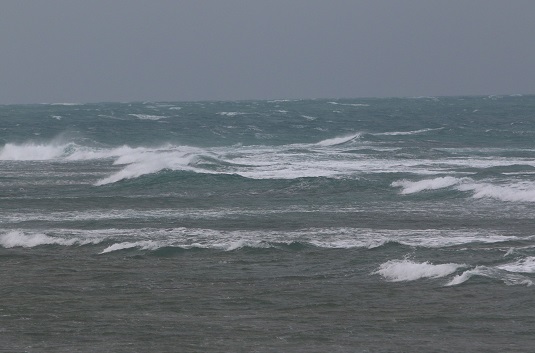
374,259,464,282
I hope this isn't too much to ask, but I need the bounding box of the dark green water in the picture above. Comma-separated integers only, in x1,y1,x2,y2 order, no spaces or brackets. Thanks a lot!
1,96,534,352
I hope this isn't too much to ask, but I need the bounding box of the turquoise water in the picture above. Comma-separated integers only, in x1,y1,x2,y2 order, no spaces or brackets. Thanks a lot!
1,96,535,352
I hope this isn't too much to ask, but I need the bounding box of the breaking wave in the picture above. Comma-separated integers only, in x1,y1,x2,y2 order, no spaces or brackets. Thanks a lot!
393,177,535,202
0,230,103,248
0,143,70,160
374,259,464,282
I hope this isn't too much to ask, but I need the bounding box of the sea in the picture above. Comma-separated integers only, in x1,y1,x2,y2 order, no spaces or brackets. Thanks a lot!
1,95,534,352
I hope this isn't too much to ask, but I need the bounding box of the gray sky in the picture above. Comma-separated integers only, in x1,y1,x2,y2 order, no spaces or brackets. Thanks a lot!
1,1,535,103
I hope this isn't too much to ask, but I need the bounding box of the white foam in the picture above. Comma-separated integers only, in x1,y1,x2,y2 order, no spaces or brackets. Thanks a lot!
374,259,463,282
497,257,535,273
0,143,68,160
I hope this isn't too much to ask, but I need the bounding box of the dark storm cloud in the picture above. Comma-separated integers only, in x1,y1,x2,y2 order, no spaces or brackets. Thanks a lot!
1,0,534,103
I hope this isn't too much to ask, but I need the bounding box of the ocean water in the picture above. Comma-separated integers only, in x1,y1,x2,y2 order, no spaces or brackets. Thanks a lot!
1,96,535,352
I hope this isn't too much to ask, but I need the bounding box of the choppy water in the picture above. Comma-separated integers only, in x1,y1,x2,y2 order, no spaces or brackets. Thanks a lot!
1,96,535,352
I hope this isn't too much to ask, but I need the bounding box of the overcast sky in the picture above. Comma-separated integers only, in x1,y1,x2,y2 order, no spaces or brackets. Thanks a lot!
1,1,534,103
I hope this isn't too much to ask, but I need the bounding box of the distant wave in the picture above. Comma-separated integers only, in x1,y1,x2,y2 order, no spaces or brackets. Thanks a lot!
373,259,464,282
5,137,535,187
218,112,246,117
372,128,443,136
128,114,167,120
328,102,369,107
392,177,535,202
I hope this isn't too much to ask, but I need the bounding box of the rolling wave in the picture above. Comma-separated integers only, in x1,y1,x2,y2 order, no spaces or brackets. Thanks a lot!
1,228,520,252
